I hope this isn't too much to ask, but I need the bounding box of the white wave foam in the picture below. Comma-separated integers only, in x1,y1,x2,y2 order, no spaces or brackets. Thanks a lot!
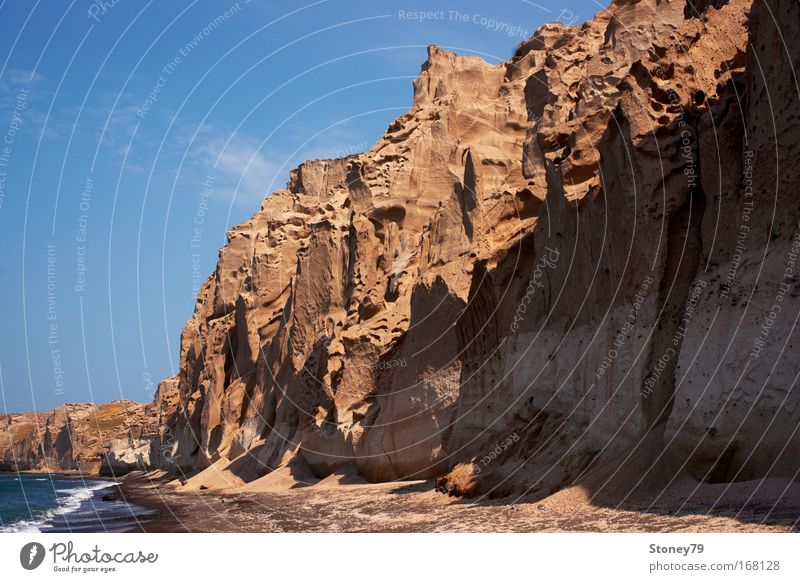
0,481,115,533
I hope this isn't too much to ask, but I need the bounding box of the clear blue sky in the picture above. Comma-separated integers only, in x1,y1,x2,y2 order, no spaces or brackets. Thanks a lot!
0,0,602,413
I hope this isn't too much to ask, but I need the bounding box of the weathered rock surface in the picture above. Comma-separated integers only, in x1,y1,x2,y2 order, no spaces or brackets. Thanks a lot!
157,0,800,500
3,0,797,504
0,400,163,476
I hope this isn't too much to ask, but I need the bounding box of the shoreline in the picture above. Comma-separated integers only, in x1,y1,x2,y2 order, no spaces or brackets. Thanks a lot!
115,472,800,533
113,474,192,533
3,470,797,532
0,473,155,532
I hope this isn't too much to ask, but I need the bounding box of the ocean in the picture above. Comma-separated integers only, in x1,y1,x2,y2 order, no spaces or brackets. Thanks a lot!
0,473,154,532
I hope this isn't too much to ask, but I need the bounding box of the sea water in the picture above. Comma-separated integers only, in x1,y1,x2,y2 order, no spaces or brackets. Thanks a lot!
0,473,153,532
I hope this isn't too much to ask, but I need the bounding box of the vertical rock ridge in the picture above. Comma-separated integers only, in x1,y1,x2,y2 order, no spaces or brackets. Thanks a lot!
158,0,800,496
2,0,789,500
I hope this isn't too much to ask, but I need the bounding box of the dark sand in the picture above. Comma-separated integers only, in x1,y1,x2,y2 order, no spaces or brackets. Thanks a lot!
115,472,800,533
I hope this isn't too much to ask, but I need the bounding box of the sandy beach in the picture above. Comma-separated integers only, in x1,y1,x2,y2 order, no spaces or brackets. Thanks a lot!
114,472,800,533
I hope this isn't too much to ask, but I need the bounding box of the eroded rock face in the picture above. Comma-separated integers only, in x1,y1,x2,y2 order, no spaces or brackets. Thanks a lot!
0,401,162,475
161,0,799,497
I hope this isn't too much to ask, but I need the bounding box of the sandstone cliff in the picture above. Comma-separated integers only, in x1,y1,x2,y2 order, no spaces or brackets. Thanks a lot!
0,400,165,476
155,0,800,498
4,0,795,504
152,0,800,494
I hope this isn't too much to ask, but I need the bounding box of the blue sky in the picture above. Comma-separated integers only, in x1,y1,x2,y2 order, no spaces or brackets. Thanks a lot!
0,0,601,413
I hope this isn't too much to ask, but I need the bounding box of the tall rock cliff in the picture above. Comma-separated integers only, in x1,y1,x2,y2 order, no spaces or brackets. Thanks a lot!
0,400,166,475
158,0,800,498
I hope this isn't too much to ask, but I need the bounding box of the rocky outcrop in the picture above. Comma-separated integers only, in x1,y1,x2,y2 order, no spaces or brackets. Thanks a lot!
3,0,795,503
157,0,800,498
0,401,162,475
160,0,800,495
